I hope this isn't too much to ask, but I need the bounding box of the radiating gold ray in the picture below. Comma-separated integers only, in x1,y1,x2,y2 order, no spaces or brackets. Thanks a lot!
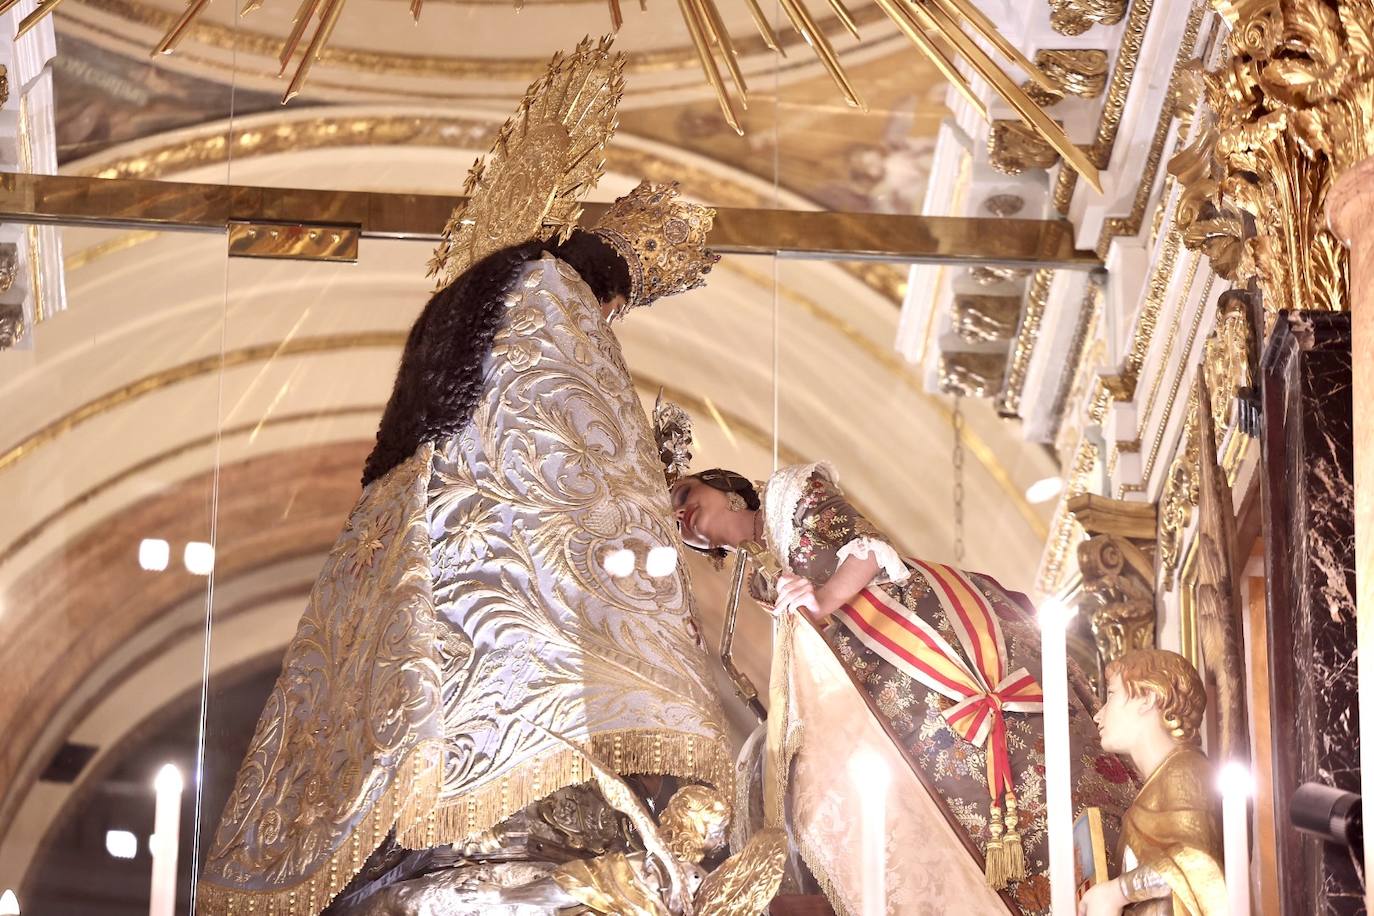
15,0,70,39
606,0,622,30
925,0,1054,92
676,0,743,135
777,0,866,109
870,0,986,119
696,0,749,102
283,0,347,102
278,0,323,74
824,0,860,38
742,0,783,55
153,0,214,55
905,0,1101,191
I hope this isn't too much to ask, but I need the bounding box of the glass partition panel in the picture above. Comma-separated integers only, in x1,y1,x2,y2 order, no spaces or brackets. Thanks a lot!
0,221,229,915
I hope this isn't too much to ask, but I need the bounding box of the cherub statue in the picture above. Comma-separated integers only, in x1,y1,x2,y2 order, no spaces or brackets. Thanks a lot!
1078,649,1226,916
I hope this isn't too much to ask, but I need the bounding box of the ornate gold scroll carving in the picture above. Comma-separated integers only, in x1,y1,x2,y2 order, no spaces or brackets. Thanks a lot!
1048,0,1128,35
1169,0,1374,324
989,120,1062,174
1069,495,1158,683
952,293,1022,342
1022,49,1111,104
938,352,1008,397
0,304,24,351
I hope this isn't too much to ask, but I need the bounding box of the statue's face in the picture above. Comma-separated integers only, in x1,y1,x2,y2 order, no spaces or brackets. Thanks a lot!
1094,673,1159,755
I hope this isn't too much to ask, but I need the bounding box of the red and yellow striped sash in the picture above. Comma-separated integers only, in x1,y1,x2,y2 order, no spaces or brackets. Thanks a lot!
835,561,1042,802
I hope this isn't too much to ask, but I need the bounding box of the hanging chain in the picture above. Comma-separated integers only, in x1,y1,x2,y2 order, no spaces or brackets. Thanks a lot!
951,394,966,565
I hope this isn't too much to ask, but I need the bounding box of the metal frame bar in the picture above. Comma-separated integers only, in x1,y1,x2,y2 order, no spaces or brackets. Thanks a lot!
0,172,1102,269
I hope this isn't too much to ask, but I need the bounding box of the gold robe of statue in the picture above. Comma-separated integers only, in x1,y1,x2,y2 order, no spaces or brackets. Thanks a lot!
197,253,730,916
1119,747,1226,916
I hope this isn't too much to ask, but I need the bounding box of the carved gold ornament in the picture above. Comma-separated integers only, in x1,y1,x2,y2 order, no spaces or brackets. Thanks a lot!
989,119,1063,175
0,304,24,351
653,391,695,485
952,293,1022,342
428,38,624,288
938,351,1008,397
1170,0,1374,322
1042,48,1111,97
1047,0,1128,34
1077,534,1156,666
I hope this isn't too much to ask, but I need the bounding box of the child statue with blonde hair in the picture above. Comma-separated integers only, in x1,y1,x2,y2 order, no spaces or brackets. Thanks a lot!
1079,649,1227,916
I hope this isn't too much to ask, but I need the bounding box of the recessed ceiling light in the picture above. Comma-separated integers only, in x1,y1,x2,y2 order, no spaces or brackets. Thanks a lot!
183,542,215,576
138,539,169,572
105,829,137,860
1024,476,1064,504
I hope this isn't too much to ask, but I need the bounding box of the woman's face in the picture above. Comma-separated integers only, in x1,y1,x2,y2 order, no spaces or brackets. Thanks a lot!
670,477,738,550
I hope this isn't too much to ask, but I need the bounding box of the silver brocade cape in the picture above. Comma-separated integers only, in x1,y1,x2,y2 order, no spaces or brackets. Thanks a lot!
199,254,731,916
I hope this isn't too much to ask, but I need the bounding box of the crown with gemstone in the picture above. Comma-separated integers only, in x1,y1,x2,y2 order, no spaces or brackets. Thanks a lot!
592,181,720,318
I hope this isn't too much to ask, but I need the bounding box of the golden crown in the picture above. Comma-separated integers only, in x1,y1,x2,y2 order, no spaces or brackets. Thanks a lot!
592,181,720,318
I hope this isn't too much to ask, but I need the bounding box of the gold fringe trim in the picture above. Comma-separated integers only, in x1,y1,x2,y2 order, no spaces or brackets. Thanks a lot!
197,740,445,916
796,827,858,916
197,730,726,916
400,728,733,849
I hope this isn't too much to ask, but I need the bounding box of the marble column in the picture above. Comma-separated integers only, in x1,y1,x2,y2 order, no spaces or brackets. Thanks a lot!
1259,311,1358,915
1327,160,1374,913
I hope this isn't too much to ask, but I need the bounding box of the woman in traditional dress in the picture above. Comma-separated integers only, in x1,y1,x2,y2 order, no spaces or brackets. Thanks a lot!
670,462,1139,916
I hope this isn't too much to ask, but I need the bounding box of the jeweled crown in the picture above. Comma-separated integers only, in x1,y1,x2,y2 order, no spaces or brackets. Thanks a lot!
592,180,720,318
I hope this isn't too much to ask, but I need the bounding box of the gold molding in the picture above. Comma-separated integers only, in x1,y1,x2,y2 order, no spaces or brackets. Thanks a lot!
0,332,404,475
1050,0,1156,212
75,0,889,80
1094,0,1206,257
0,405,384,565
1118,266,1212,498
994,268,1054,417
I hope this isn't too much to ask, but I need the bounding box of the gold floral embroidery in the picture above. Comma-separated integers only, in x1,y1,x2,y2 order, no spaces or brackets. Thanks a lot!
492,337,543,371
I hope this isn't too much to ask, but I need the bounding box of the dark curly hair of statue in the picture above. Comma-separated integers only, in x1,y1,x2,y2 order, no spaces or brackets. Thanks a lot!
682,468,760,561
361,230,631,486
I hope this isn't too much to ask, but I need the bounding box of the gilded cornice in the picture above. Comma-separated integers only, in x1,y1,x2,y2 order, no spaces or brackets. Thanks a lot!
1117,262,1210,498
0,405,383,565
1051,0,1158,213
0,332,406,475
993,267,1054,417
1095,0,1207,257
1091,224,1184,413
75,0,889,80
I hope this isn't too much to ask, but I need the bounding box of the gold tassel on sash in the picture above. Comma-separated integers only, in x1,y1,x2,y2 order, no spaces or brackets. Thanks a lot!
984,793,1027,890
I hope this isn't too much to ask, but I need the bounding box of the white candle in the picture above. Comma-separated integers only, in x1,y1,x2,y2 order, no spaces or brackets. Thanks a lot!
848,747,891,916
1218,762,1253,916
1038,599,1077,916
149,763,183,916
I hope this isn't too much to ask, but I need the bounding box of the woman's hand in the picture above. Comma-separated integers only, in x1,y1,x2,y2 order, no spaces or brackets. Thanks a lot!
1077,878,1128,916
775,573,823,622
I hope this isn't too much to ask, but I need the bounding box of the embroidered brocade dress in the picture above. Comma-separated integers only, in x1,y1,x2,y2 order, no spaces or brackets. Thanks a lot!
752,464,1137,916
198,254,730,916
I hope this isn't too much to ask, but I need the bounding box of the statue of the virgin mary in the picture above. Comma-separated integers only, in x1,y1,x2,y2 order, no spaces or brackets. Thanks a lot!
197,39,735,916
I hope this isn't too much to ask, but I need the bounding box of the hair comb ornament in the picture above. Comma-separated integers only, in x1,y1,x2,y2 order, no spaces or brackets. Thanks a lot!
652,390,694,485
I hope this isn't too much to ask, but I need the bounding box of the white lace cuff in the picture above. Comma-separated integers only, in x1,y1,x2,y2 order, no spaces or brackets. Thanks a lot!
837,537,910,585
